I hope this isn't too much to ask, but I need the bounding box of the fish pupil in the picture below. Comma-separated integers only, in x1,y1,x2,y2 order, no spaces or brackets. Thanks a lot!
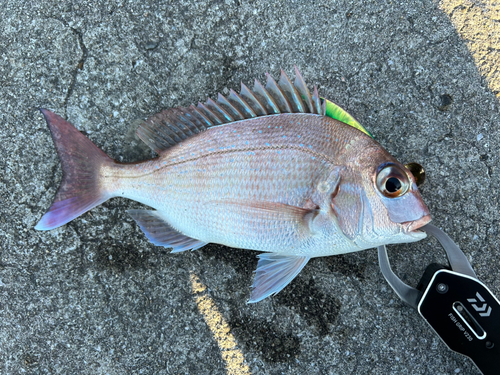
386,177,402,193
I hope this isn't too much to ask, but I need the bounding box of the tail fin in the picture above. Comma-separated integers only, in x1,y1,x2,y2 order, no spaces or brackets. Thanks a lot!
35,109,115,230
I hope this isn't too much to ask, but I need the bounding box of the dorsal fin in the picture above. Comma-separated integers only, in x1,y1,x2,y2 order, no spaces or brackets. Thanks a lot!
278,69,306,113
136,67,372,154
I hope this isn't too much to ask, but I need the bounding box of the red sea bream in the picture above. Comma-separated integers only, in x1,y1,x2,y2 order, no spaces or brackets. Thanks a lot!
36,68,431,302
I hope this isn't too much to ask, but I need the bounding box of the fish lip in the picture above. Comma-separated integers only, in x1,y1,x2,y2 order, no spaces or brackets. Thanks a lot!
402,214,432,236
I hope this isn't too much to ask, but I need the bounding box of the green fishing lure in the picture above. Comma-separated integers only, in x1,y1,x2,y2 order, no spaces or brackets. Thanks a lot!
323,98,373,138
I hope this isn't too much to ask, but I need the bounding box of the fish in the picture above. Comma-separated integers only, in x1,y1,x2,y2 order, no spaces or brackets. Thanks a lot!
35,67,431,302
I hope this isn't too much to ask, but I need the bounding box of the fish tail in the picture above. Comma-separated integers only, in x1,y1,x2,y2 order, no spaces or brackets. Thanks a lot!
35,109,115,230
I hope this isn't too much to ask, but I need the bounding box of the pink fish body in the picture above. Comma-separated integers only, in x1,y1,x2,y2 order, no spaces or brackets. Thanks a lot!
36,68,430,302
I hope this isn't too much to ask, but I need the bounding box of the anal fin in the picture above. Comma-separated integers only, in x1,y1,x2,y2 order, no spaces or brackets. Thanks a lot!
127,210,206,252
249,253,310,303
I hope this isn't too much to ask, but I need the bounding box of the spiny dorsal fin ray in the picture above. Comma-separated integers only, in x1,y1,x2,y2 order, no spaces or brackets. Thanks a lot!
240,83,266,116
217,93,245,120
278,69,306,113
136,68,371,154
228,89,257,118
265,73,292,113
197,102,223,125
312,86,322,115
253,78,280,114
294,66,314,114
207,98,233,122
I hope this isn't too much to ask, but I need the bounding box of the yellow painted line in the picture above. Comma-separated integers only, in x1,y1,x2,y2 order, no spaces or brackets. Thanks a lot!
190,272,251,375
439,0,500,97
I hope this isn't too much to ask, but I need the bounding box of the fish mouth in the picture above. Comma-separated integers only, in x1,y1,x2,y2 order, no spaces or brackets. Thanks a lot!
403,214,432,237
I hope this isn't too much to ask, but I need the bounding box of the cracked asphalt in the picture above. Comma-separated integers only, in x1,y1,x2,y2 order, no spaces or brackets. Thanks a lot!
1,0,499,374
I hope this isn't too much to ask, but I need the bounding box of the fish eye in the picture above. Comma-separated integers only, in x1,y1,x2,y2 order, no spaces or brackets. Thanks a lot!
376,164,410,198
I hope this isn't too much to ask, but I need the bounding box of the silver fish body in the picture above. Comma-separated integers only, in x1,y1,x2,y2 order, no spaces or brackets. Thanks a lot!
36,68,430,302
105,113,427,256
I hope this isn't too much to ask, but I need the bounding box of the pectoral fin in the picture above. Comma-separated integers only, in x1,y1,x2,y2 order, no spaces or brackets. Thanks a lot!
207,199,316,224
235,200,314,220
249,253,310,303
127,210,206,252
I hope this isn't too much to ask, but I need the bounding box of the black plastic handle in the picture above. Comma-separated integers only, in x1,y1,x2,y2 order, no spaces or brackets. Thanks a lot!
418,269,500,375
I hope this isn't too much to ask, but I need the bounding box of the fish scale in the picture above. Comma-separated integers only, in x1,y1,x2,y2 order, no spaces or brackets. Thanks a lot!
36,68,430,302
99,114,377,256
116,120,301,228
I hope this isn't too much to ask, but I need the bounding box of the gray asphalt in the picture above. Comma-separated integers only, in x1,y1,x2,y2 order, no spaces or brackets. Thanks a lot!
1,0,499,374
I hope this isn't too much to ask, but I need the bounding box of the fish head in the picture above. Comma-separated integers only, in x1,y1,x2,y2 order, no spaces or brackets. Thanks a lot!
332,142,431,249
